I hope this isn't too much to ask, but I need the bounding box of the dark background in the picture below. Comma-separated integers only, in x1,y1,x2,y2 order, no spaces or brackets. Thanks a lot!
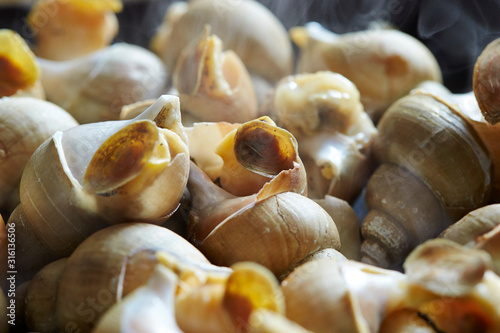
2,0,500,93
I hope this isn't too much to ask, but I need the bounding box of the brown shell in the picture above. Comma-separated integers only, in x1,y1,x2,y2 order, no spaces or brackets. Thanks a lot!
374,92,491,219
361,164,450,269
361,92,492,269
196,191,340,278
453,92,500,201
473,37,500,125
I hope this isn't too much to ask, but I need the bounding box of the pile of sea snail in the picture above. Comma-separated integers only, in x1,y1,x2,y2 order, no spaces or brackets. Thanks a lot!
3,0,500,332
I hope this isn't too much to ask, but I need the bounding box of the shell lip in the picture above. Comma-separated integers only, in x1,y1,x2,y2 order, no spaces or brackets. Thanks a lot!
54,95,186,191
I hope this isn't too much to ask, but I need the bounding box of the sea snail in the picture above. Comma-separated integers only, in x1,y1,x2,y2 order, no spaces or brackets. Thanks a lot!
39,43,167,124
24,223,221,332
281,255,408,333
291,22,442,121
27,0,122,61
173,26,258,125
12,95,189,282
187,116,306,197
413,80,500,202
473,37,500,125
402,239,500,332
151,0,293,85
360,90,492,270
186,117,341,277
270,71,377,202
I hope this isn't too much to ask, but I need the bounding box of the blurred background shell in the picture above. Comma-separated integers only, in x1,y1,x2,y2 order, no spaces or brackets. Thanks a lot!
3,0,498,94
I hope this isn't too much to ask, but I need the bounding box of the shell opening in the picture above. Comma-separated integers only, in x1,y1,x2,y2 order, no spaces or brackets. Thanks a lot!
82,120,170,194
234,117,298,177
223,262,285,330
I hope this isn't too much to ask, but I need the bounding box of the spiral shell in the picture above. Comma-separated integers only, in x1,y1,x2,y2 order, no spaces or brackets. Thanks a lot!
173,26,258,124
187,162,338,278
40,43,167,123
152,0,293,84
15,95,189,281
54,223,211,332
291,22,442,120
271,71,377,201
281,258,408,333
361,91,492,269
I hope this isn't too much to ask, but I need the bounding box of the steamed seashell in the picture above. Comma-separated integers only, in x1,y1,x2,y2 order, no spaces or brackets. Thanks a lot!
414,81,500,202
404,239,490,298
0,97,78,213
453,92,500,201
53,223,213,332
188,162,339,278
271,71,377,201
361,91,492,270
281,258,408,333
186,117,336,278
473,37,500,125
27,0,122,61
13,95,189,282
188,117,305,197
173,26,258,124
39,43,167,123
95,257,282,333
152,0,293,84
291,22,442,120
403,239,500,332
0,29,44,99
